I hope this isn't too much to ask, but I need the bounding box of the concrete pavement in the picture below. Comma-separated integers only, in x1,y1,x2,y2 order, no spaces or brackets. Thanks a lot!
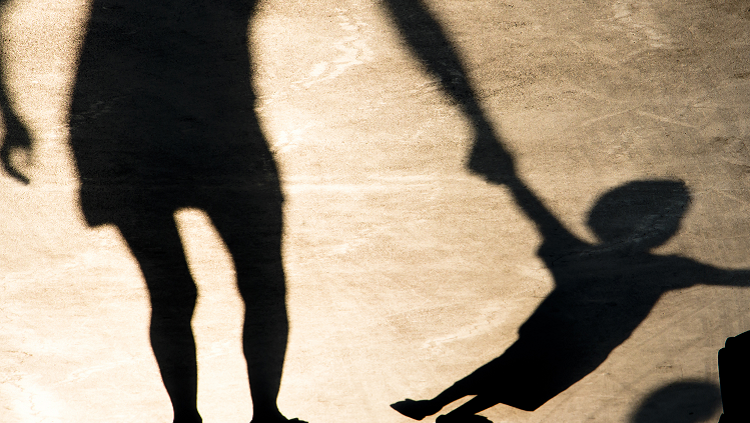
2,0,750,422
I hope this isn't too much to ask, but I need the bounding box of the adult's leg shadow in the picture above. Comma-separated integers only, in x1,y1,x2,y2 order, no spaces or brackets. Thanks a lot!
113,187,301,423
115,205,203,423
202,188,292,423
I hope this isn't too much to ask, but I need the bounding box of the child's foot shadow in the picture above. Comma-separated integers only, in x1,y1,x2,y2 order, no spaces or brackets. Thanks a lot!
436,414,493,423
391,399,440,420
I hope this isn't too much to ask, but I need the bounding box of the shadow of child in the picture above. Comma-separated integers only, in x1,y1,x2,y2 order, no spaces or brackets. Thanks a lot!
393,178,750,422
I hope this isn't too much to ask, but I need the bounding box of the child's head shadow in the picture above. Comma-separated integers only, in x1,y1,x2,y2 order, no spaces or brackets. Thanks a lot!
586,180,691,251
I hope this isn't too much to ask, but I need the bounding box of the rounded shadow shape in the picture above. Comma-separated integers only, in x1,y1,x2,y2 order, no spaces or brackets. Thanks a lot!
630,380,721,423
587,179,690,249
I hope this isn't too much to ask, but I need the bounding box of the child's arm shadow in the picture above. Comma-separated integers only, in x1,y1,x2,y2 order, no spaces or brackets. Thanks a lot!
503,174,583,251
681,260,750,289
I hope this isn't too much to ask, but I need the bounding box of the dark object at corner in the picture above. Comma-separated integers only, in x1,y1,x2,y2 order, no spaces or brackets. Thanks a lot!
718,330,750,423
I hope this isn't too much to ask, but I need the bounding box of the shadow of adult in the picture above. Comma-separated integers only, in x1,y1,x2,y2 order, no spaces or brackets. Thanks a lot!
3,1,304,422
392,174,750,422
629,381,721,423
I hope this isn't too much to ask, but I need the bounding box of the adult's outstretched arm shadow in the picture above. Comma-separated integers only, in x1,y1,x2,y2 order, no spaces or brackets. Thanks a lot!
0,0,32,185
392,173,750,422
379,0,515,184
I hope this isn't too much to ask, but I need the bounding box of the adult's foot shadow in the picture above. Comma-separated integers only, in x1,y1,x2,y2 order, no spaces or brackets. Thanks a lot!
629,381,721,423
67,1,304,422
393,176,750,422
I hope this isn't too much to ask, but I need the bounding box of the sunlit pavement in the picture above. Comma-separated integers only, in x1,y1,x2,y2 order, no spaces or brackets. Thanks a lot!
2,0,750,422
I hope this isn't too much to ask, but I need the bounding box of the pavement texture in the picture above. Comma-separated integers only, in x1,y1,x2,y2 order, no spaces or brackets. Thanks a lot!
2,0,750,422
